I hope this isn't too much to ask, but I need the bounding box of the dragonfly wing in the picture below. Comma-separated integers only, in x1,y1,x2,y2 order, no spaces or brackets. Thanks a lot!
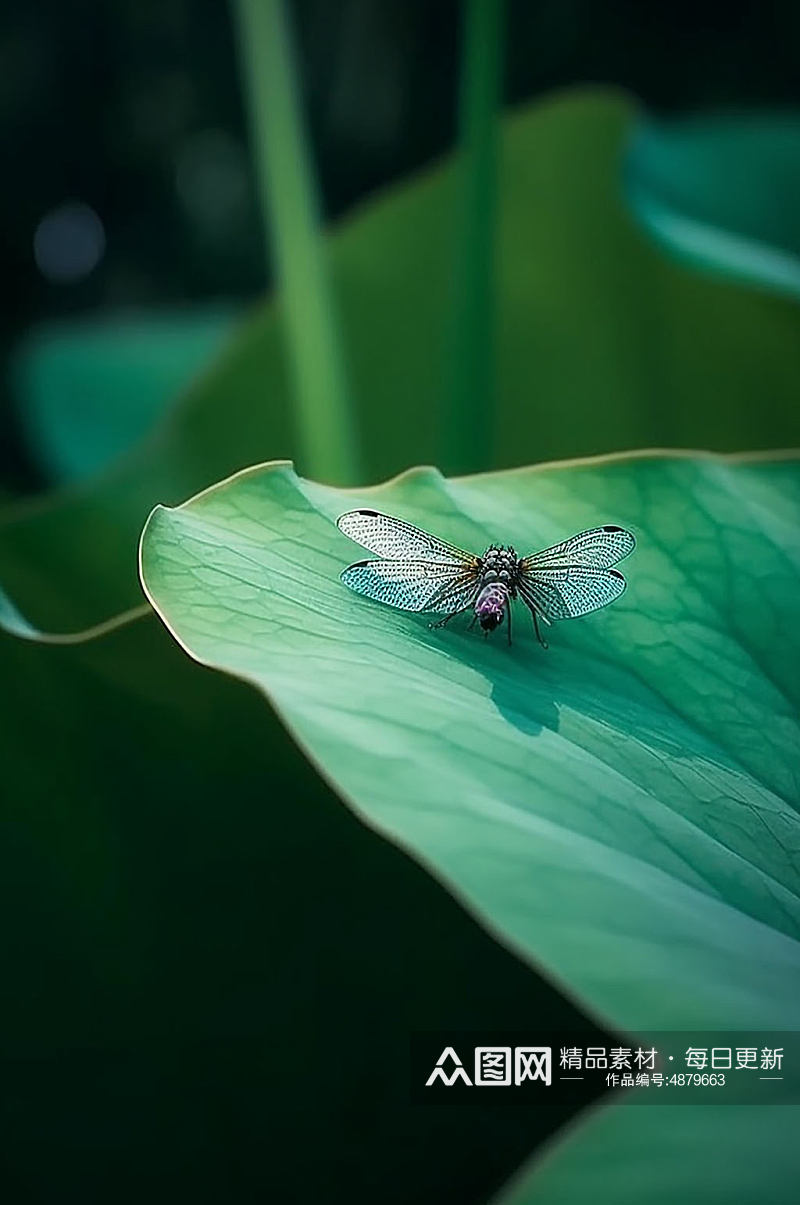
425,575,480,614
341,559,475,613
522,526,635,571
338,509,474,564
520,565,627,621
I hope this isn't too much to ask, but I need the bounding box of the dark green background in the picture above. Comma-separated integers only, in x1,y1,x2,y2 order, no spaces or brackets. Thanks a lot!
3,0,800,490
1,4,799,1203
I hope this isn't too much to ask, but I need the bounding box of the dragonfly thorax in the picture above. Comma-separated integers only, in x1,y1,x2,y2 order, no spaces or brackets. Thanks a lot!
478,545,520,587
474,547,520,631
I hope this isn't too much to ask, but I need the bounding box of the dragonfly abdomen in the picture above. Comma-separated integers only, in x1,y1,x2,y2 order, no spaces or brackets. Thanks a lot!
474,582,511,632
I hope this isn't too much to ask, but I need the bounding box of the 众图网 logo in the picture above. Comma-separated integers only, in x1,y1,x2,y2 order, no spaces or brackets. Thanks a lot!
425,1046,552,1087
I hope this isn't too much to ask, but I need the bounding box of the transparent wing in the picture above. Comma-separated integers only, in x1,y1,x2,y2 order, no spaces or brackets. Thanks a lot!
338,509,474,565
425,575,481,615
520,566,627,621
341,559,477,613
521,526,635,572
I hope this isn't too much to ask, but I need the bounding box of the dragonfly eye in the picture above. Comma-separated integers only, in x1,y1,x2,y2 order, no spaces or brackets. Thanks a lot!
479,611,501,631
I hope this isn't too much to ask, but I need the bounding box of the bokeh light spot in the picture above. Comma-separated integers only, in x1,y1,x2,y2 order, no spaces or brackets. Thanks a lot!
33,201,106,283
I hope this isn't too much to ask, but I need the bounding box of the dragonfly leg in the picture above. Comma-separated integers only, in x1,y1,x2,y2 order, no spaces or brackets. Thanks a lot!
506,603,513,646
532,609,549,650
429,609,464,630
429,601,476,632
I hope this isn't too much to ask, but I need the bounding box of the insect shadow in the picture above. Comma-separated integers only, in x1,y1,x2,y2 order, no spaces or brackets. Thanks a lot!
490,670,561,737
416,613,685,751
415,616,561,738
483,632,730,776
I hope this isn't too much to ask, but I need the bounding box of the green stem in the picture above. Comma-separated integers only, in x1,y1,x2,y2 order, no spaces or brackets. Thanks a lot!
232,0,362,484
441,0,503,477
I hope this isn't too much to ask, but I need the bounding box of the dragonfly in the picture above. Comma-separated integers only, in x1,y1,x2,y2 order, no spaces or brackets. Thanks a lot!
337,509,635,647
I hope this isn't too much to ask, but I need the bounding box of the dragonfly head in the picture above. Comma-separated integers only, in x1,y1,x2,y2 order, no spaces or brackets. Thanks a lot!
475,584,508,632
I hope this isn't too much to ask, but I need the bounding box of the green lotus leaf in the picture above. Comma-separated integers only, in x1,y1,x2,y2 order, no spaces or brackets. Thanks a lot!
625,110,800,300
496,1102,799,1204
139,450,800,1034
12,307,240,484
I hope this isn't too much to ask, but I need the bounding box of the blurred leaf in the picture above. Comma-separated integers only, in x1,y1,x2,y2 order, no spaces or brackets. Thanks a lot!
140,452,800,1034
0,582,148,642
3,90,799,634
496,1103,799,1204
11,307,240,483
0,615,599,1202
625,110,800,300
